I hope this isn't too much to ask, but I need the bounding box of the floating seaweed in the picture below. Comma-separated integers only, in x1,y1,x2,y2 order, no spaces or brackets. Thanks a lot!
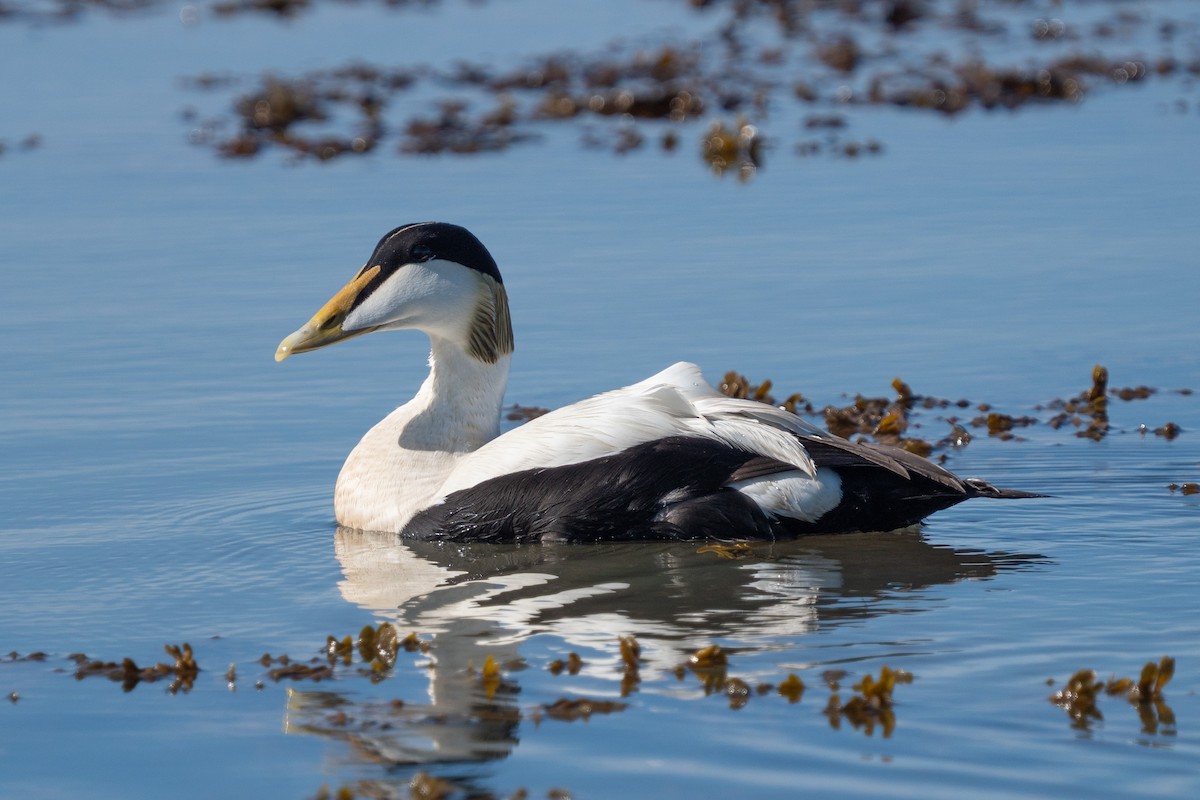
547,653,583,676
723,372,941,456
700,117,765,181
688,644,728,671
971,411,1038,441
503,358,1191,459
408,771,457,800
1128,656,1174,703
326,634,355,665
310,784,356,800
777,673,805,703
270,623,432,684
677,645,761,709
723,677,751,710
1049,668,1105,729
538,697,628,722
1114,385,1156,401
480,655,502,699
618,635,641,696
718,371,807,414
269,663,335,682
7,0,1200,168
1152,422,1182,440
506,403,550,422
1045,365,1111,440
160,0,1200,170
695,542,753,560
1050,657,1176,734
718,362,1193,471
354,622,429,676
400,98,536,155
71,643,200,694
824,665,912,738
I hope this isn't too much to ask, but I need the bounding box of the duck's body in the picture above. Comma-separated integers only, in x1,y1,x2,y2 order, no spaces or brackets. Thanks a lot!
277,222,1035,541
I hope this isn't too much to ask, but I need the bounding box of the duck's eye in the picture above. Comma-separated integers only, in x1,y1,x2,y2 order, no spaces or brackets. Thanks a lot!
411,244,435,262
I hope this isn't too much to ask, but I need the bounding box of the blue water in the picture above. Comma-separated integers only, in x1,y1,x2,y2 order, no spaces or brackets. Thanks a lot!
2,2,1200,798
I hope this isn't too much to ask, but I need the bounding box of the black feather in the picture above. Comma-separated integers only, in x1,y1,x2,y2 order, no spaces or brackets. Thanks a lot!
402,431,1040,542
403,436,781,543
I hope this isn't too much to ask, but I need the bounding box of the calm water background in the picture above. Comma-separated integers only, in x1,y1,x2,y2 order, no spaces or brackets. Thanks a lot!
2,2,1199,797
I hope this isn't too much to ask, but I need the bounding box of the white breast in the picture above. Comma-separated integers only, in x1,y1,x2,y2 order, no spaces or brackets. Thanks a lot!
335,403,465,532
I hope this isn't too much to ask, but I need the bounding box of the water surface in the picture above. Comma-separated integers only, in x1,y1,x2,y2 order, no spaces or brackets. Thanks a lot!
2,2,1199,798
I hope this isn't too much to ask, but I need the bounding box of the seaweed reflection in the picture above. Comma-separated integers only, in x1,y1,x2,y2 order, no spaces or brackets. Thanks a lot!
283,528,1043,776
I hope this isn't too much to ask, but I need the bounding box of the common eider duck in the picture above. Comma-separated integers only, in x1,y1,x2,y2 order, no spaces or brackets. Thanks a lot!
276,222,1036,541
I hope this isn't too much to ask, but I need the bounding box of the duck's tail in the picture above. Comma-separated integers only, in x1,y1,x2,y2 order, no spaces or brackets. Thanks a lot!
963,478,1048,499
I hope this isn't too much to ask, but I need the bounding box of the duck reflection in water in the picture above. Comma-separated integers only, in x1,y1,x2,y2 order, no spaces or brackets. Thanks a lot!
284,528,1043,772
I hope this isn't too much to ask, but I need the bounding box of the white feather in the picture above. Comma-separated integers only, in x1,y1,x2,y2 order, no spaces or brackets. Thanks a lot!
727,468,843,522
437,362,822,497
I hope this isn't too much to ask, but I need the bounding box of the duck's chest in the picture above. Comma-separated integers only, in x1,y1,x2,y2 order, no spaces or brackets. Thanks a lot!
333,403,495,533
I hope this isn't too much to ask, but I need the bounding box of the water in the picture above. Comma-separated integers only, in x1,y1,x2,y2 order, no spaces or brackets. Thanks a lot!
2,2,1199,797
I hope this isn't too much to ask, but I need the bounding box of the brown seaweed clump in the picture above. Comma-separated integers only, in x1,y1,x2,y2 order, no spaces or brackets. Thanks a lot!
270,623,432,684
177,0,1200,169
696,542,754,560
618,635,642,696
1050,656,1176,734
1049,668,1105,728
824,389,936,457
71,643,200,694
777,673,805,703
721,363,1192,458
719,371,807,414
719,371,948,455
269,662,335,682
537,697,628,722
13,0,1200,170
824,665,912,737
675,644,751,709
548,652,584,675
1149,422,1182,440
672,645,768,710
1046,365,1110,440
701,118,765,182
195,68,415,161
969,409,1039,441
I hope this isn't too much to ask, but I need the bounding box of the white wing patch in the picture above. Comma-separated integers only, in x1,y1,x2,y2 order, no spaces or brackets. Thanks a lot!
437,361,824,498
726,467,843,522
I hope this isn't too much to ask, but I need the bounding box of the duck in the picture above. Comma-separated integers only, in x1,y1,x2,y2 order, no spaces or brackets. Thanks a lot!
276,221,1036,541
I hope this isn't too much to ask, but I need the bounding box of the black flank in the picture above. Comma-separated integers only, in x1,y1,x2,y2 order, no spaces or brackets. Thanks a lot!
403,436,783,543
403,433,1039,543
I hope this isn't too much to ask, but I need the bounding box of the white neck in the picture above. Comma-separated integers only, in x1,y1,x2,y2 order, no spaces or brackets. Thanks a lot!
406,334,511,453
334,336,510,532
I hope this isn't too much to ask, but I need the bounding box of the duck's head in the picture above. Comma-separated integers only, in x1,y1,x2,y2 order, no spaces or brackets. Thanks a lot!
275,222,513,364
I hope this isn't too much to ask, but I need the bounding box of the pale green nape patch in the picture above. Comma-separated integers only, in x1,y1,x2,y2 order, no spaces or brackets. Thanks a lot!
466,276,514,364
